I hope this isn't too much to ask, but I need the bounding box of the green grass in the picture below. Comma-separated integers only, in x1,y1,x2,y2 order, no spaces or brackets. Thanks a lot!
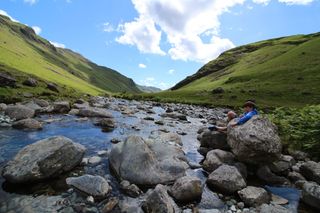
0,14,140,101
140,33,320,108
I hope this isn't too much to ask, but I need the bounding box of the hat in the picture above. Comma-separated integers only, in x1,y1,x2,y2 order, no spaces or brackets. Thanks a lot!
243,100,256,108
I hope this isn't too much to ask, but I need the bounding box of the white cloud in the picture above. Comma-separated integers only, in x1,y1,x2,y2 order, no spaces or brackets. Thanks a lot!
49,41,66,48
0,10,19,22
168,69,175,75
32,26,41,35
116,0,244,63
24,0,38,5
138,63,147,68
103,22,115,32
252,0,271,5
116,17,165,55
278,0,314,5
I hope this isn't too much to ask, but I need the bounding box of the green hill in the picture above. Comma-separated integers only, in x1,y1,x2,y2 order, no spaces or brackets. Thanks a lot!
0,14,140,102
141,32,320,108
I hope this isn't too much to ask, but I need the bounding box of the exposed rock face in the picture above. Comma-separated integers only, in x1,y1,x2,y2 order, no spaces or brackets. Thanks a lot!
5,105,35,120
78,107,113,118
302,181,320,210
200,130,230,151
2,136,86,183
12,118,42,130
0,72,16,87
109,136,189,186
300,161,320,184
47,83,59,93
227,116,282,164
23,78,37,87
66,175,111,197
143,184,178,213
169,176,203,203
203,149,235,173
53,101,70,113
207,164,246,194
238,186,270,207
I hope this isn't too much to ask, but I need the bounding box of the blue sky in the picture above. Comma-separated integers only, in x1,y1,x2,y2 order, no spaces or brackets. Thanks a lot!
1,0,319,89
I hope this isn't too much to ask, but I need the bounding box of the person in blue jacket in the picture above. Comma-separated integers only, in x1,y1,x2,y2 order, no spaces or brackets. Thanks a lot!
230,100,258,127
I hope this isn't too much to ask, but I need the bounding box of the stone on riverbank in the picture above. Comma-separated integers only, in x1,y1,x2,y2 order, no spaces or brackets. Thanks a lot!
300,161,320,184
5,105,35,120
53,101,70,113
238,186,270,207
109,135,189,186
207,164,246,194
66,175,111,197
200,130,230,151
12,118,42,130
78,107,113,118
2,136,85,183
169,176,203,203
302,181,320,210
227,116,282,164
203,149,235,173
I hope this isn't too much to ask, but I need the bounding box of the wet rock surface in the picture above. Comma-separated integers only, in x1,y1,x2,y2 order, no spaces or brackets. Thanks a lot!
5,105,35,120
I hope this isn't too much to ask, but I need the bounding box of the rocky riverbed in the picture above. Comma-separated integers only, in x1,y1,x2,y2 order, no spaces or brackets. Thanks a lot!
0,97,318,213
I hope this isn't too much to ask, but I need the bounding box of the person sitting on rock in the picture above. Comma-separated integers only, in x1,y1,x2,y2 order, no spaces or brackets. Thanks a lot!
208,110,237,133
230,100,258,127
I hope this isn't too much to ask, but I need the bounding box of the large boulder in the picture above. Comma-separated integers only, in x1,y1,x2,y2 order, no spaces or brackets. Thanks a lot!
238,186,270,207
142,184,178,213
53,101,70,113
66,175,111,197
12,118,42,130
2,136,86,183
169,176,203,203
5,105,35,120
200,130,229,150
300,161,320,184
203,149,235,173
302,181,320,210
227,116,282,164
109,136,189,186
207,164,246,194
78,107,113,118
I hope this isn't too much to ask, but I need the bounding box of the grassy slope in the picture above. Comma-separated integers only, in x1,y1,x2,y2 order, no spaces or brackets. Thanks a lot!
141,33,320,108
0,15,140,101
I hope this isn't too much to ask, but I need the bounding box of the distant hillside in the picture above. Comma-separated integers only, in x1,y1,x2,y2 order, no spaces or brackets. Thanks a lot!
0,14,141,102
137,85,162,93
142,32,320,107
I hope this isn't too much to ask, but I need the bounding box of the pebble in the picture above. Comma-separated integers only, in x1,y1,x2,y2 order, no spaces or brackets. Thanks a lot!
230,205,236,211
237,202,245,209
86,196,94,204
88,156,102,164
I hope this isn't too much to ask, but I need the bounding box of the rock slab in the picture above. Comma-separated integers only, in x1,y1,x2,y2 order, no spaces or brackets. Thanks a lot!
2,136,86,183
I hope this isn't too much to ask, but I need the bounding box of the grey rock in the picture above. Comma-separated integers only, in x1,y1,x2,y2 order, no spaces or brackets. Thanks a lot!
200,130,230,150
203,149,235,172
289,150,309,161
0,103,7,111
33,99,50,107
270,194,289,205
227,116,282,164
302,181,320,210
53,101,70,113
5,105,35,120
143,184,178,213
78,107,113,118
288,171,306,183
259,204,291,213
12,118,42,130
149,131,182,146
269,155,295,174
161,112,187,121
23,78,37,87
47,82,59,92
207,164,246,194
238,186,270,207
300,161,320,184
169,176,203,202
94,118,116,130
257,166,290,186
66,175,110,197
120,180,143,197
2,136,85,183
109,136,189,186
